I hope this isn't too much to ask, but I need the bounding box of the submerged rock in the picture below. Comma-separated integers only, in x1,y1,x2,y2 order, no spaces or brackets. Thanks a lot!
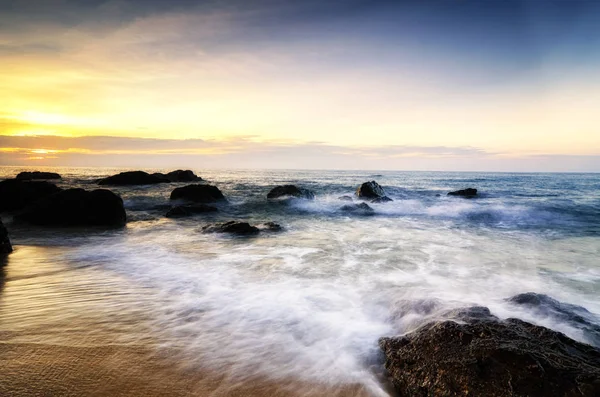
16,171,61,180
340,202,375,215
356,181,386,199
448,188,478,198
0,219,12,254
202,221,259,236
98,171,169,185
165,204,218,218
370,196,393,203
380,314,600,397
259,222,283,232
338,195,354,202
267,185,315,200
152,170,202,182
170,184,226,203
0,179,62,212
16,188,126,227
508,292,600,346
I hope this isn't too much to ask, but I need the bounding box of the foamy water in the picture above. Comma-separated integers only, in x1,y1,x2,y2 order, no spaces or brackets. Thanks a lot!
1,168,599,396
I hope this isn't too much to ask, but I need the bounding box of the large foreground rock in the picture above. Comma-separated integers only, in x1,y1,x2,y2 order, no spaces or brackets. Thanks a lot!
17,188,126,227
152,170,202,182
16,171,61,180
0,179,62,212
202,221,259,236
267,185,315,200
379,315,600,397
356,181,393,202
165,204,218,218
0,219,12,254
448,188,478,198
170,184,226,203
98,171,169,185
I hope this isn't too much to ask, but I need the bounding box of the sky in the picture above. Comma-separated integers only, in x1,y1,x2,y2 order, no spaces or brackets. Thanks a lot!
1,0,599,171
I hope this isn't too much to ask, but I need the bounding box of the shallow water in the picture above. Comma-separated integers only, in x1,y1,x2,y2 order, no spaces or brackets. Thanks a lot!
1,167,599,396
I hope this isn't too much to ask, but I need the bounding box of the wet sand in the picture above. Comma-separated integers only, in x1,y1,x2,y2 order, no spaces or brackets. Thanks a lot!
0,342,372,397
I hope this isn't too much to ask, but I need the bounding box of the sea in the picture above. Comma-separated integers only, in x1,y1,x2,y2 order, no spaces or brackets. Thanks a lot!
1,167,599,396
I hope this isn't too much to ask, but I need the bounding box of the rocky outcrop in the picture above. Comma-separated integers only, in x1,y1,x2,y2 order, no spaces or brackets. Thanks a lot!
98,171,169,185
355,181,393,202
16,171,61,180
202,221,259,236
16,188,126,227
152,170,202,182
165,204,218,218
267,185,315,200
170,184,226,203
0,219,12,254
380,310,600,397
0,179,62,212
448,188,478,198
340,202,374,215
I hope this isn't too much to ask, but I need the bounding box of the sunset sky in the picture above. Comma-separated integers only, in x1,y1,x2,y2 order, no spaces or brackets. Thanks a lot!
1,0,599,171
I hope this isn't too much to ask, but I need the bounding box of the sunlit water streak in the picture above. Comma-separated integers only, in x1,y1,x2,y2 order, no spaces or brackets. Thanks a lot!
1,167,599,395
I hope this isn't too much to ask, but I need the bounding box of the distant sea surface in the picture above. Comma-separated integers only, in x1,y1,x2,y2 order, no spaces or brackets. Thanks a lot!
1,167,599,396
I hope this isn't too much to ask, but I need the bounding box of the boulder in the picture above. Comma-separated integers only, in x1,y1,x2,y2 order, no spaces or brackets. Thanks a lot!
165,204,218,218
259,222,283,232
170,184,226,203
16,171,61,180
153,170,202,182
16,188,126,227
338,195,354,202
267,185,315,200
370,196,393,203
98,171,169,185
0,179,62,212
356,181,386,199
340,202,374,215
202,221,259,236
380,313,600,397
448,188,478,198
0,219,12,254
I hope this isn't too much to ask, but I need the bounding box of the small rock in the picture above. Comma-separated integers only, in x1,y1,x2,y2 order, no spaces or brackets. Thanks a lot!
267,185,315,200
165,204,218,218
259,222,283,232
153,170,202,182
448,188,478,198
356,181,386,199
98,171,169,185
340,202,375,215
170,184,226,203
370,196,393,203
338,195,354,202
202,221,259,236
16,171,61,180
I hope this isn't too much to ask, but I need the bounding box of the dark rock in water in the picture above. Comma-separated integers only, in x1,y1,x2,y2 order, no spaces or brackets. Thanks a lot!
0,179,62,212
370,196,393,203
380,316,600,397
340,202,375,215
165,204,218,218
170,184,226,203
0,219,12,254
152,170,201,182
16,171,61,180
448,188,478,198
16,188,126,227
259,222,283,232
338,195,354,202
508,292,600,346
267,185,315,200
202,221,259,236
435,193,441,197
356,181,386,199
442,306,497,322
98,171,169,185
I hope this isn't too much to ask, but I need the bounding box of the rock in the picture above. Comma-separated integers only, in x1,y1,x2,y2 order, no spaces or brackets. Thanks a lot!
370,196,393,203
152,170,201,182
0,219,12,254
356,181,386,199
165,204,218,218
98,171,169,185
202,221,259,236
259,222,283,232
170,184,226,203
380,314,600,397
338,195,354,202
267,185,315,200
0,179,62,212
340,202,375,215
448,188,478,198
16,171,61,180
16,188,126,227
508,293,600,346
